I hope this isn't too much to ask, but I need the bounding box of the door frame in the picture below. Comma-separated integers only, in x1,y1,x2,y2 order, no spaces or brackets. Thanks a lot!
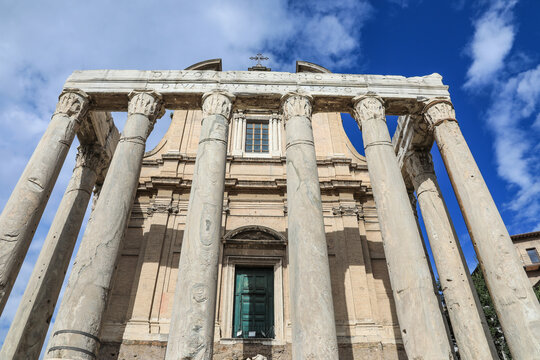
220,255,285,344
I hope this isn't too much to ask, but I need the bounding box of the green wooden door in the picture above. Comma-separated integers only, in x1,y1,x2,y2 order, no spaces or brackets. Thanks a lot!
233,267,274,338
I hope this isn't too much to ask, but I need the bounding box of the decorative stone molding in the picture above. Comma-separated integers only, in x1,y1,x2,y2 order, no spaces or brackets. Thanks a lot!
201,90,235,119
75,144,109,174
54,89,90,120
332,204,363,219
128,90,165,122
281,92,313,119
351,94,385,127
422,99,456,130
146,202,179,215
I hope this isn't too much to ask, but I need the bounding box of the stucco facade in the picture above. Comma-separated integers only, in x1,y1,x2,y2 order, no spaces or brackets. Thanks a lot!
98,105,406,359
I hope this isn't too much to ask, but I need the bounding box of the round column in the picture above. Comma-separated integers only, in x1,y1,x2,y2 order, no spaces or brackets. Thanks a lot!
165,90,235,360
0,89,89,314
352,95,454,359
282,92,339,359
45,90,164,359
1,144,109,359
404,150,498,360
425,99,540,359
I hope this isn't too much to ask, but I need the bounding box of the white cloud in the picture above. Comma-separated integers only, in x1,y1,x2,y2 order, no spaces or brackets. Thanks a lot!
464,0,540,232
0,0,373,353
487,65,540,231
464,0,518,89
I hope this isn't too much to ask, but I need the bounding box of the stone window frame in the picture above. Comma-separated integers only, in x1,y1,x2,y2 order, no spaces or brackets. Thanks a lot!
219,255,285,345
526,248,540,264
230,111,282,158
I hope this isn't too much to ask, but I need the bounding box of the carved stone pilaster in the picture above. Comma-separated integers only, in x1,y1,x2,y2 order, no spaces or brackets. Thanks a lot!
281,92,313,119
332,205,360,217
422,99,457,130
201,90,235,119
128,90,165,136
54,89,90,120
352,94,385,128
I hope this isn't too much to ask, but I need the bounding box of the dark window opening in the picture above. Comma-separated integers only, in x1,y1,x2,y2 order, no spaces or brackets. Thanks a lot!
526,248,540,264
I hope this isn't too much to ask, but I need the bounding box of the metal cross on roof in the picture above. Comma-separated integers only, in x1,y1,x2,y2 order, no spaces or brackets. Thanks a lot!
249,53,269,66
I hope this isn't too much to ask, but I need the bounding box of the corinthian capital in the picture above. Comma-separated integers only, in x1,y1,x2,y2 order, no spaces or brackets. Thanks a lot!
281,92,313,119
201,90,235,119
404,150,435,189
128,90,165,122
422,99,456,129
55,89,90,120
351,95,385,127
75,144,109,174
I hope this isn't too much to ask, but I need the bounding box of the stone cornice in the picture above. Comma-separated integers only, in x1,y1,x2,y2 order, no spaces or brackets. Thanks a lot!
64,70,450,114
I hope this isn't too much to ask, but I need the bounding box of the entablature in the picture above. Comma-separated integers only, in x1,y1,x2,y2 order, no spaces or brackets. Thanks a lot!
64,70,450,115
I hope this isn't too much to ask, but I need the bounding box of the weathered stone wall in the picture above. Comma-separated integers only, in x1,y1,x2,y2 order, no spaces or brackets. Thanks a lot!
100,341,407,360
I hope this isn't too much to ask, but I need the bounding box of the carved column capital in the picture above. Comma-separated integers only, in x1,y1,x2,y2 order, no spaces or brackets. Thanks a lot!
404,150,435,179
55,89,90,120
201,90,235,119
75,144,110,175
128,90,165,122
351,94,385,128
281,92,313,119
422,99,456,130
403,150,437,195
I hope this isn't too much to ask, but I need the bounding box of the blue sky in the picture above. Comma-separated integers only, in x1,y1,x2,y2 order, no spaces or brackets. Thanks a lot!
0,0,539,354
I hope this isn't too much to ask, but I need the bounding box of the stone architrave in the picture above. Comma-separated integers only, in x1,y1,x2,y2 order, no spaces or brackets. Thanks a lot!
0,89,90,314
404,150,498,360
352,95,454,359
424,100,540,359
165,90,235,360
282,92,339,359
45,90,164,360
0,144,110,360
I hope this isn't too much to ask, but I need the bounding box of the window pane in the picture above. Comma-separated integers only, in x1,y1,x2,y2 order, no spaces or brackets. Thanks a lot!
527,248,540,263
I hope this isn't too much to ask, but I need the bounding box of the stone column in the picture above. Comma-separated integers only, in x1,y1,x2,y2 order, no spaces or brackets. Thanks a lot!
0,89,89,314
352,95,454,359
45,90,164,359
404,150,498,360
165,90,235,360
424,99,540,359
282,92,339,359
0,144,109,360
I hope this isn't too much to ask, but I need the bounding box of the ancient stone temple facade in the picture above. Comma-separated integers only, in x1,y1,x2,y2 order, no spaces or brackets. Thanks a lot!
0,59,539,360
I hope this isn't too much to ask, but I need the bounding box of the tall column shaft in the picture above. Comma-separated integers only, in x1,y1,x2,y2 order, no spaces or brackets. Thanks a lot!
352,95,454,359
0,89,89,313
405,150,498,360
165,90,235,360
425,100,540,359
282,92,338,359
1,145,108,360
45,90,164,360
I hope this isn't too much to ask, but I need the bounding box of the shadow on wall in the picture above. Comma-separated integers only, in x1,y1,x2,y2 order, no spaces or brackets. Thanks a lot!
95,217,406,359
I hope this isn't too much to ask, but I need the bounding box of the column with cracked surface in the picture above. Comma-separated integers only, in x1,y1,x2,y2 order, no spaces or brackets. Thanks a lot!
45,90,164,360
1,144,111,360
165,90,235,360
404,150,498,360
424,99,540,359
352,95,454,359
282,92,339,359
0,89,89,314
